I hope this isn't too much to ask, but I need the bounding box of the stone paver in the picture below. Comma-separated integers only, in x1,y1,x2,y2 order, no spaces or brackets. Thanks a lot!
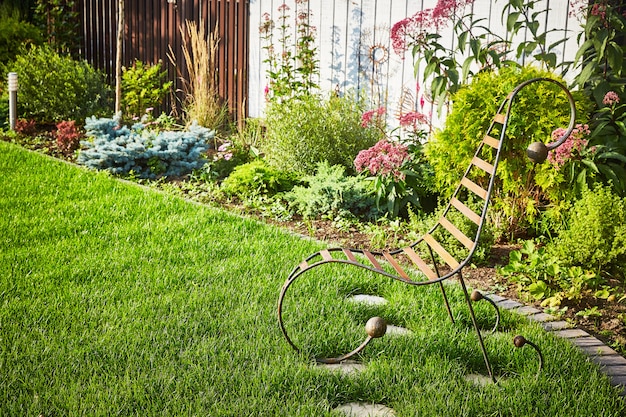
555,328,590,339
495,299,524,310
318,360,366,375
348,294,388,306
334,402,396,417
512,305,542,316
541,320,573,331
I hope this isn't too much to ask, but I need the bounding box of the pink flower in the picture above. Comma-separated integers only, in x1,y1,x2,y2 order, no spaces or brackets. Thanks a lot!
391,0,475,55
354,139,411,181
602,91,620,106
278,3,289,12
398,111,429,129
547,123,591,169
361,107,386,128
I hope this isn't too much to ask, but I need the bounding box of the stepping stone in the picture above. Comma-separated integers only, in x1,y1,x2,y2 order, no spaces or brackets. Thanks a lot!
334,402,396,416
385,325,412,336
541,320,573,331
464,373,497,386
348,295,388,306
318,360,366,375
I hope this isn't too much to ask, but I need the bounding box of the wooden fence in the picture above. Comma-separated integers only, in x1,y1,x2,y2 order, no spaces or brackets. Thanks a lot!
78,0,249,121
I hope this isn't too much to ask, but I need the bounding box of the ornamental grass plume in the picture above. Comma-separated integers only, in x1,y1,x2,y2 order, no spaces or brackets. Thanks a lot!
354,139,410,181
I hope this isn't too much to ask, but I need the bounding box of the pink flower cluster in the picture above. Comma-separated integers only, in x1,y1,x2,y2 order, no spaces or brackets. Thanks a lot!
361,106,386,128
547,124,591,169
398,111,429,129
391,0,475,54
354,139,410,181
603,91,620,106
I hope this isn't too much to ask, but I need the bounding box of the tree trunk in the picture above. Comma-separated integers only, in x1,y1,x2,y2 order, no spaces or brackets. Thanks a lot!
115,0,124,115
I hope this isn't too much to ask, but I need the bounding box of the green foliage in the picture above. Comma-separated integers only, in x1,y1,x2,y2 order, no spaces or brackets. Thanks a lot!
34,0,80,54
263,93,379,174
393,0,569,111
426,66,591,239
547,184,626,274
10,45,110,122
121,60,172,120
285,162,378,220
221,159,300,198
259,1,319,102
0,4,42,73
78,115,213,179
499,240,604,307
573,2,626,107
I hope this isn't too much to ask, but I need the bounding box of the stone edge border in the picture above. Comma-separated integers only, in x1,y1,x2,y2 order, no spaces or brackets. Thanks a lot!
484,292,626,397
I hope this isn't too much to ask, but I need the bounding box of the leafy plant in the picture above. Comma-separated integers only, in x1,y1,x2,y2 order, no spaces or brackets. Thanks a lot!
263,92,379,174
285,162,378,220
221,159,300,198
121,59,172,120
0,4,41,72
259,1,319,102
10,45,110,122
55,120,81,156
498,240,604,307
547,184,626,275
34,0,80,55
390,0,568,111
78,115,213,179
426,66,591,239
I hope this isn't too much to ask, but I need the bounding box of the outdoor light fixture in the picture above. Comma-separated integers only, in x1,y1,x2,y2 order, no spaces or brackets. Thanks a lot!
167,0,176,4
8,72,17,131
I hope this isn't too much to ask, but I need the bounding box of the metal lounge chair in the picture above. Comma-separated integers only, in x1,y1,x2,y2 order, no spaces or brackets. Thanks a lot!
277,78,576,382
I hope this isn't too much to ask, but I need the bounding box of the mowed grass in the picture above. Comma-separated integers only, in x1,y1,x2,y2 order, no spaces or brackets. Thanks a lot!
1,141,624,416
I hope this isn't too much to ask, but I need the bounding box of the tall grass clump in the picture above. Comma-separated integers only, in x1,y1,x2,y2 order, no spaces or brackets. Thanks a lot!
170,20,229,132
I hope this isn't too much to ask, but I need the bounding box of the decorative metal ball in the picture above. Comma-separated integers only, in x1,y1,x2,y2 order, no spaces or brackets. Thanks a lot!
470,290,483,302
513,335,527,348
526,142,548,164
365,317,387,338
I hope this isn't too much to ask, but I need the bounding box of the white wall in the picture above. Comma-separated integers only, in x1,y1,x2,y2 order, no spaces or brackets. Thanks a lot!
248,0,584,126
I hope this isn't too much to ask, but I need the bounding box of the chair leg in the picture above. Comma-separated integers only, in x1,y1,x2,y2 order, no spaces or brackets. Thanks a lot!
438,281,455,324
458,272,496,383
428,246,455,323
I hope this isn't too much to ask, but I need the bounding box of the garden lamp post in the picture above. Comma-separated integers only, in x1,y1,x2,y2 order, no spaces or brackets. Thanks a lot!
8,72,18,131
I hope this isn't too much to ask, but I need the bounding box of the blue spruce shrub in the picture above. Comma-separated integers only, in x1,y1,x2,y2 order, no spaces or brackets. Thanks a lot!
78,115,213,178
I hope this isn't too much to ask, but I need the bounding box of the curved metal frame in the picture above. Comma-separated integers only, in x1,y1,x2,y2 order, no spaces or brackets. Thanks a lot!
278,78,576,381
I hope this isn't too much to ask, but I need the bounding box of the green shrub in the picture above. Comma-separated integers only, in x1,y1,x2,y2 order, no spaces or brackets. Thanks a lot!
427,66,592,239
221,160,300,198
285,162,378,220
547,184,626,274
263,93,379,174
10,45,110,122
121,59,172,120
0,5,41,72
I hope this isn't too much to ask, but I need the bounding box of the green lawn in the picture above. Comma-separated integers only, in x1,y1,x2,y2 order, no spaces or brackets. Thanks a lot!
1,141,624,416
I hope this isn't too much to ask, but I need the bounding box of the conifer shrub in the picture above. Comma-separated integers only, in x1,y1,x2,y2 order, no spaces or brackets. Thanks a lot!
285,162,379,220
78,115,213,179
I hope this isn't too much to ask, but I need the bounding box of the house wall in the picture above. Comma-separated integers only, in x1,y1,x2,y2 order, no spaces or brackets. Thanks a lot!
248,0,584,128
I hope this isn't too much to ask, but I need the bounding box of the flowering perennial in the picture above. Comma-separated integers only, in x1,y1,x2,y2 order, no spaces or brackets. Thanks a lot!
391,0,475,55
361,107,386,128
547,124,592,169
354,139,410,181
602,91,620,106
